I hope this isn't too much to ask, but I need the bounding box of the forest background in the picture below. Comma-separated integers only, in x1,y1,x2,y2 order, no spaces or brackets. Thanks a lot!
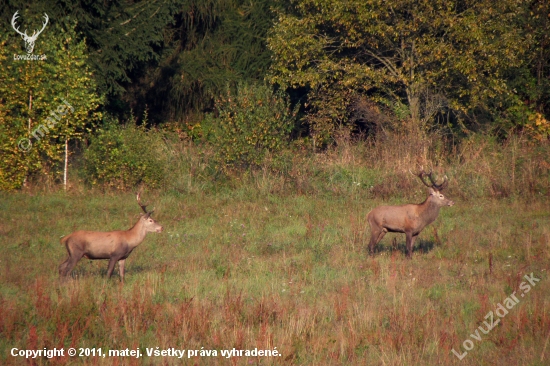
0,0,548,191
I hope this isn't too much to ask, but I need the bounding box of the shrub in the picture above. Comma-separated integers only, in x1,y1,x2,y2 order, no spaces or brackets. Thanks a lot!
204,82,297,171
82,121,167,190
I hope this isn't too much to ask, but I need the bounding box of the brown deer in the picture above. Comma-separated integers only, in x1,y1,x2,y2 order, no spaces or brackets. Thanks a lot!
367,169,454,258
59,193,163,282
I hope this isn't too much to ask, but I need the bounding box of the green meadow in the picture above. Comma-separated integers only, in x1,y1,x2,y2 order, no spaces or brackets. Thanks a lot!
1,137,549,365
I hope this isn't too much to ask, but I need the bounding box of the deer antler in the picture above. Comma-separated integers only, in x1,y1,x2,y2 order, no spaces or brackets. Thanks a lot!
411,166,449,191
33,13,49,38
11,11,48,38
425,171,448,191
136,192,149,214
11,11,27,38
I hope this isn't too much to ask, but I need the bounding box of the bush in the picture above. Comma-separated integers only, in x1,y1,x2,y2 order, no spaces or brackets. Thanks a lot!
82,121,167,190
204,82,297,171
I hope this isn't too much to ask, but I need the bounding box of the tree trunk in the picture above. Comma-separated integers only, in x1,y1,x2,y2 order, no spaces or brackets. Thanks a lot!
408,94,420,125
406,85,422,132
63,138,68,191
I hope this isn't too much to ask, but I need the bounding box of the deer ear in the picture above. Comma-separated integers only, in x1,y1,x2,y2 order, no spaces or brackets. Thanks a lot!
429,188,436,195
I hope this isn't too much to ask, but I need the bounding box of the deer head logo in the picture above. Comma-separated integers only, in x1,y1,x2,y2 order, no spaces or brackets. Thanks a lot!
11,11,49,54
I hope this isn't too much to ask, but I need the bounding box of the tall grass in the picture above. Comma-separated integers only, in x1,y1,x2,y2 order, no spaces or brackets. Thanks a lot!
159,129,549,202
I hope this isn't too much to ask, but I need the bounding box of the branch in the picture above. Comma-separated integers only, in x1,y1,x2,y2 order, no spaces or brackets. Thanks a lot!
363,49,400,78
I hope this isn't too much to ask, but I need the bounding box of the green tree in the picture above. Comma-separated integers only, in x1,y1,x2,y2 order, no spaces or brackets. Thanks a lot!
0,20,102,190
2,1,280,124
139,0,278,122
504,0,550,140
205,82,296,171
268,0,531,143
2,0,181,118
82,121,168,190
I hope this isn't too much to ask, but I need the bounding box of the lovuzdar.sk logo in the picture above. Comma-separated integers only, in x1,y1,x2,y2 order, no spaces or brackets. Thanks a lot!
11,10,48,61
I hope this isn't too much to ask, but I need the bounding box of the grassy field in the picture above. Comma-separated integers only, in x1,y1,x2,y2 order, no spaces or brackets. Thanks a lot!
0,180,549,365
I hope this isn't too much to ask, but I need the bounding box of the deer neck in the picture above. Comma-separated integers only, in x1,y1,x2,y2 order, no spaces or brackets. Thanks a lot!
418,197,441,223
127,219,148,248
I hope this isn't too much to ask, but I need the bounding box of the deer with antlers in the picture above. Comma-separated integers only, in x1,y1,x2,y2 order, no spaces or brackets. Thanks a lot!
11,11,49,54
59,193,163,282
367,169,454,258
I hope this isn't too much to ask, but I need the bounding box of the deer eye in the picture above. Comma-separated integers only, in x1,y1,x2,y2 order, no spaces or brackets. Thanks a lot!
439,194,444,198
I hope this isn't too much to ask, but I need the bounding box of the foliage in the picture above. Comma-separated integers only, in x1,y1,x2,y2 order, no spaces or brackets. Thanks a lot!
506,0,550,137
3,0,548,138
204,82,297,171
529,0,550,115
56,0,178,98
525,112,550,141
139,0,278,122
2,0,549,194
267,0,531,144
1,0,179,118
0,20,102,190
1,1,279,123
82,121,168,190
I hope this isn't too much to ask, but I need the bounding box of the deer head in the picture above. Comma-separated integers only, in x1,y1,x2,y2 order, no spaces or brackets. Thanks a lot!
11,11,49,54
412,167,454,207
137,191,162,232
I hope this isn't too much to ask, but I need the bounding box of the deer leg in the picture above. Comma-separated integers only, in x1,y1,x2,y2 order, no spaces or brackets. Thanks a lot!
59,243,82,277
118,259,126,283
106,257,118,278
369,228,386,255
405,232,417,259
60,253,83,277
59,257,70,276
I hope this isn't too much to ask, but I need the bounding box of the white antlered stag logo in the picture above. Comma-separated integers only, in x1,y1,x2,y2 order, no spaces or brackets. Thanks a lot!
11,10,49,54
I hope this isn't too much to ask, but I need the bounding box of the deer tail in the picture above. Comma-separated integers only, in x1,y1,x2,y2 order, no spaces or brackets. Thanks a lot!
60,234,71,246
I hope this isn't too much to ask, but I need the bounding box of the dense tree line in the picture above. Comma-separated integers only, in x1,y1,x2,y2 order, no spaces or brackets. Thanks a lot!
1,0,548,128
1,0,275,120
268,0,550,143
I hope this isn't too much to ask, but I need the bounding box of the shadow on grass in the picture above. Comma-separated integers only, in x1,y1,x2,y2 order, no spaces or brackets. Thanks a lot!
371,236,436,256
67,261,151,279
